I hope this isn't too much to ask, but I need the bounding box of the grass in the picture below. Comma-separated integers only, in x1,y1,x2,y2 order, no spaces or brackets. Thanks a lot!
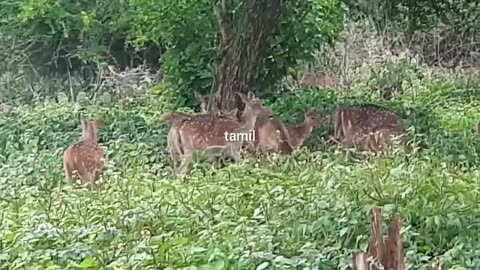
0,78,479,269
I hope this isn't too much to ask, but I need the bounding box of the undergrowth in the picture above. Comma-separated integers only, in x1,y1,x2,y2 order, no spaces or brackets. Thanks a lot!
0,79,479,269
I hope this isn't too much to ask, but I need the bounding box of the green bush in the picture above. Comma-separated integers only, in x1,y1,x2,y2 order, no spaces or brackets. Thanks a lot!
343,0,479,33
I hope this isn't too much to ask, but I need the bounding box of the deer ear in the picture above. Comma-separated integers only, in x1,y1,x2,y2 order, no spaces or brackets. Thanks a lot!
247,91,255,100
80,120,87,130
229,108,239,115
236,92,249,104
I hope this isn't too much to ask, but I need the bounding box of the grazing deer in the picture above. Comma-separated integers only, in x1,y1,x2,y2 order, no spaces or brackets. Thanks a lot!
284,111,322,150
63,120,105,185
299,71,341,89
333,105,404,152
167,92,273,176
252,111,321,154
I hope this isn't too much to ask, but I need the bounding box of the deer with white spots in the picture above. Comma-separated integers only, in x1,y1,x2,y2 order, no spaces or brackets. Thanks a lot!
63,120,105,185
165,92,273,177
163,108,239,162
332,105,404,152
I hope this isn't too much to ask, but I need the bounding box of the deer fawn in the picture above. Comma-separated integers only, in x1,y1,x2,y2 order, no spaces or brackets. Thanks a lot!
250,116,294,154
63,120,105,185
252,111,321,154
284,111,322,150
167,92,273,177
333,105,404,152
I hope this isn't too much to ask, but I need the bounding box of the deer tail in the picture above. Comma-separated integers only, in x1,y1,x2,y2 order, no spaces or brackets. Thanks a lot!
63,149,73,182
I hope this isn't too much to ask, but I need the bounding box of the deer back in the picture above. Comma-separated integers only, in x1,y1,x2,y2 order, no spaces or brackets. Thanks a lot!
63,120,105,184
178,92,272,152
334,106,403,149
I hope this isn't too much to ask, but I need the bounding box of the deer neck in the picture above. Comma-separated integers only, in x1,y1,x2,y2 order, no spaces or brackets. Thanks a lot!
297,120,314,139
83,125,98,143
239,106,259,132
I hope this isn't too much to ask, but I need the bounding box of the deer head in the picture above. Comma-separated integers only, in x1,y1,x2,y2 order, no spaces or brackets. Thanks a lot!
304,111,321,127
63,119,105,185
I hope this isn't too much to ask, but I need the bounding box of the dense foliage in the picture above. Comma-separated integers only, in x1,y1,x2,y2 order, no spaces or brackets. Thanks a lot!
343,0,479,33
0,79,479,269
0,0,344,102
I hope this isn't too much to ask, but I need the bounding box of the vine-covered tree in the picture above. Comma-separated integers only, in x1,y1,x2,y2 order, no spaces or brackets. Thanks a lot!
208,0,283,112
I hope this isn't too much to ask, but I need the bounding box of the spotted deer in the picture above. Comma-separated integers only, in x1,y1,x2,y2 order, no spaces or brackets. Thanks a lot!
63,120,105,185
333,105,404,152
163,108,240,162
167,92,273,176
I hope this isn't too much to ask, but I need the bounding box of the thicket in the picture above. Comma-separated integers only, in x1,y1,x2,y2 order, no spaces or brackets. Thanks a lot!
1,0,478,106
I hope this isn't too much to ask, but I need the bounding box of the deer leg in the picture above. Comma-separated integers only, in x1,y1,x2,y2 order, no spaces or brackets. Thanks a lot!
177,152,193,178
230,144,243,162
63,163,73,183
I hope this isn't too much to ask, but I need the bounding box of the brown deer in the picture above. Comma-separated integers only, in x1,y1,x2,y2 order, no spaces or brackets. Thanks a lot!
167,92,273,176
333,105,404,152
63,120,105,185
163,108,240,163
284,111,322,150
250,116,294,154
299,71,341,89
252,111,321,154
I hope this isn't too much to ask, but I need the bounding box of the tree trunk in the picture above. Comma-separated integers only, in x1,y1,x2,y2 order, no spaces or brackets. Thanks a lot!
208,0,283,113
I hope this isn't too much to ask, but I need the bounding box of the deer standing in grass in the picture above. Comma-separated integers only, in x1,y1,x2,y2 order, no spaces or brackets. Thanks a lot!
284,111,322,150
166,92,273,177
63,120,105,185
252,111,321,154
333,105,404,152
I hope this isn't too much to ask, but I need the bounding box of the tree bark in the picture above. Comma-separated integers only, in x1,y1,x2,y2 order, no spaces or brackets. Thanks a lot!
208,0,283,113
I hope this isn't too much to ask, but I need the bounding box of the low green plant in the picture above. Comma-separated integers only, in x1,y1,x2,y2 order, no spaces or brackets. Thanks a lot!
0,80,479,269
